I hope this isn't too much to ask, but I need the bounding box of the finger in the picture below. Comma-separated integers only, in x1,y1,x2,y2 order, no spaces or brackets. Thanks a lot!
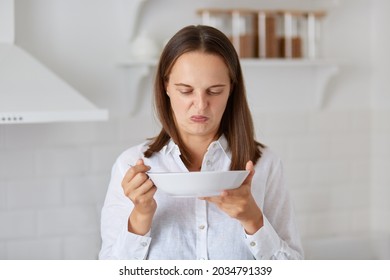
201,195,238,214
221,167,254,198
129,178,155,200
219,161,255,197
199,195,223,204
123,172,150,195
220,190,230,197
143,183,157,198
220,187,244,199
134,171,151,186
123,161,151,183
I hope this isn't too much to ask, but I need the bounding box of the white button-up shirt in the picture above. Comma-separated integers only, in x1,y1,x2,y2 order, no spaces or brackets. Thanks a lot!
99,136,303,260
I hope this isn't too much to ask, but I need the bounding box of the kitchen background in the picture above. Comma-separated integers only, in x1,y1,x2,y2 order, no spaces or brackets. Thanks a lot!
0,0,389,259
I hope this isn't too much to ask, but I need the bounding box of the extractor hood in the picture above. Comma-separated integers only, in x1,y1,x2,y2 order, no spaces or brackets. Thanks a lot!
0,0,108,124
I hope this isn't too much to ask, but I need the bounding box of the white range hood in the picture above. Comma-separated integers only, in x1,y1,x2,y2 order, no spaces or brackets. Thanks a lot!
0,0,108,124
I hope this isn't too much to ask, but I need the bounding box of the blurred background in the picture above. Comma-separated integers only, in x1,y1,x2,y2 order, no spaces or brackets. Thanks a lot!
0,0,389,259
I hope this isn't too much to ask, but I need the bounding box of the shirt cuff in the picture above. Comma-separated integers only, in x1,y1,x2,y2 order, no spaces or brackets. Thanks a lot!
244,215,281,260
112,224,152,260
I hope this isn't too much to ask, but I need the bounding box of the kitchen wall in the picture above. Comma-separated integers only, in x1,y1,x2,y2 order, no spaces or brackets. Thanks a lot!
370,0,390,258
0,0,389,259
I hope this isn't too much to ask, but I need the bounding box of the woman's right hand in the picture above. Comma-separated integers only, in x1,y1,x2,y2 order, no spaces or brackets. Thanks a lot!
122,159,157,235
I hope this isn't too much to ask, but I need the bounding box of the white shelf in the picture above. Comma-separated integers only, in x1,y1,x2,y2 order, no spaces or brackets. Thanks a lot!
199,0,339,10
241,59,339,111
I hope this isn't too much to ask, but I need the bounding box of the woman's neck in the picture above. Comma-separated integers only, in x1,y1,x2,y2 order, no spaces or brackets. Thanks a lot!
181,134,216,171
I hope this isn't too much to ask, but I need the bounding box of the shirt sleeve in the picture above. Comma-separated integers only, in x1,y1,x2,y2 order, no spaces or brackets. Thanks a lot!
98,156,152,260
244,216,302,259
111,225,152,260
244,154,304,260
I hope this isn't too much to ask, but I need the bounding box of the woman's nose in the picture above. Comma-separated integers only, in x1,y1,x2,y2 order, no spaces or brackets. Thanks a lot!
194,92,208,110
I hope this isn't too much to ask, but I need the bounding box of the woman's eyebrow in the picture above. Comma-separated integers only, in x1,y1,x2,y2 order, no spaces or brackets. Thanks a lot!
174,83,227,88
174,83,192,87
209,84,227,88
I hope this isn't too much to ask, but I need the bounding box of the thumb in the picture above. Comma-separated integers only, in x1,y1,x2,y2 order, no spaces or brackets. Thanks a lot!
243,160,255,186
221,161,255,197
135,158,151,172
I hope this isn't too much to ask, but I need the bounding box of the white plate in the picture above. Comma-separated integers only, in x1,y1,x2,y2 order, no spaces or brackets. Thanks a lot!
147,170,250,197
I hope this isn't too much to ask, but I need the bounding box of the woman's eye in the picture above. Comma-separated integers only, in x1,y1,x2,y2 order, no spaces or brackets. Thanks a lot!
179,90,192,94
208,90,222,96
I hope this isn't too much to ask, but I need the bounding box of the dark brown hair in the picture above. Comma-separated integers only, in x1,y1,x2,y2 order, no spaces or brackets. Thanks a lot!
144,25,264,170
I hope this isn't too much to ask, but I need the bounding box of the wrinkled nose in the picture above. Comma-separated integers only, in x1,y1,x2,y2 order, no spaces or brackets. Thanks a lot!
194,92,208,110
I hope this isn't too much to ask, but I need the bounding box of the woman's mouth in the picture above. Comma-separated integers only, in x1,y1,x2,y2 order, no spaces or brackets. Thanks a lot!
190,115,209,123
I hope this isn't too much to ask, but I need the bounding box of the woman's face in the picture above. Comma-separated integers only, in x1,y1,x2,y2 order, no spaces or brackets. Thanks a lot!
166,51,231,141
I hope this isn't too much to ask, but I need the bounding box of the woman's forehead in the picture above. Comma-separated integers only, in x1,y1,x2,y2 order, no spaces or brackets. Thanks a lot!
168,51,230,83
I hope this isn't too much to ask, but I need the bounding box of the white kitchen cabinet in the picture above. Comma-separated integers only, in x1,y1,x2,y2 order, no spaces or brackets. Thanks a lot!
0,0,109,124
118,0,339,114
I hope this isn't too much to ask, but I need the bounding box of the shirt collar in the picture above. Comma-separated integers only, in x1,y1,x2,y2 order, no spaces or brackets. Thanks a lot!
161,138,179,155
161,135,230,157
209,135,230,158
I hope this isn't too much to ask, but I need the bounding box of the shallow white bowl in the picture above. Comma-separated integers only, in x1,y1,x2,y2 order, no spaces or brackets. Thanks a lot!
147,170,250,197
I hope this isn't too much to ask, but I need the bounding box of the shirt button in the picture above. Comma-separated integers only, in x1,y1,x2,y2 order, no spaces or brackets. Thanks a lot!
140,241,148,247
206,160,212,166
250,241,256,247
198,225,205,230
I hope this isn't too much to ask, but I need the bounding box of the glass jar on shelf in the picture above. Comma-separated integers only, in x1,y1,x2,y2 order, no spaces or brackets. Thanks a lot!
198,8,326,60
231,9,257,58
305,11,326,59
198,8,257,58
276,10,305,59
198,8,232,39
257,10,278,58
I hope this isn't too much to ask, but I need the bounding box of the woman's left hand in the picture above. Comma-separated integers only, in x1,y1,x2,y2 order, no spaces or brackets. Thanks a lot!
200,160,263,235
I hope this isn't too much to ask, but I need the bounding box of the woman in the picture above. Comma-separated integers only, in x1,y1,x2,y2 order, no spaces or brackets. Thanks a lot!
99,25,303,260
